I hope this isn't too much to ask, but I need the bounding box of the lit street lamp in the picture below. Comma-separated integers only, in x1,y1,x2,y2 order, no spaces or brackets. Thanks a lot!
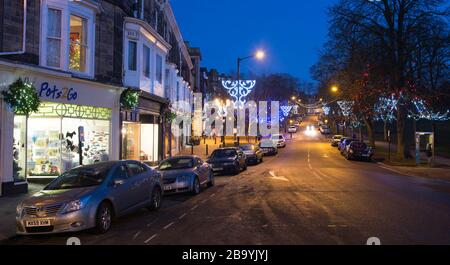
236,50,265,108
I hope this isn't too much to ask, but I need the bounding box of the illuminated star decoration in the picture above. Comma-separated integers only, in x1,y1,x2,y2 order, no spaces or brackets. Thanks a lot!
322,105,331,116
279,105,292,122
221,80,256,108
408,99,450,121
374,95,398,122
337,101,354,117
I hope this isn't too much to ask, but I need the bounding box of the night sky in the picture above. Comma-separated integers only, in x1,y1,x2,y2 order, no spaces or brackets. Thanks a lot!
171,0,337,82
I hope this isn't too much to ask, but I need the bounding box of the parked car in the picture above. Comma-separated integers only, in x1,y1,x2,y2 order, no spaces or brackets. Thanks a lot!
337,137,350,152
343,141,373,161
207,148,247,174
288,126,298,133
319,125,331,134
271,134,287,148
259,139,278,156
339,138,355,155
158,156,214,195
16,161,163,235
331,135,344,147
240,144,264,165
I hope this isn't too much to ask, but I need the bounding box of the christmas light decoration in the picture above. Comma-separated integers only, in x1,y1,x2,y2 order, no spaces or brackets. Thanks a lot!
322,105,331,116
222,80,256,108
408,99,450,121
337,101,354,117
120,88,140,110
374,95,398,122
280,105,292,117
1,78,40,115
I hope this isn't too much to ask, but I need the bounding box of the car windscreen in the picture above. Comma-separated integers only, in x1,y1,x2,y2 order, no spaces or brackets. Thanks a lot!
240,145,254,151
45,165,110,190
159,158,194,171
351,142,367,150
212,149,237,158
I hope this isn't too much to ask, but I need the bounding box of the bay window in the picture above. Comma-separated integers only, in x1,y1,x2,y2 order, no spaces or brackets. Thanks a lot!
143,45,151,78
69,15,88,72
46,8,62,68
40,0,96,77
128,41,137,71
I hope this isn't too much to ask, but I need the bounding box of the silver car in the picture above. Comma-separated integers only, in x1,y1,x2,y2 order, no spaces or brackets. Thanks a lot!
16,161,163,235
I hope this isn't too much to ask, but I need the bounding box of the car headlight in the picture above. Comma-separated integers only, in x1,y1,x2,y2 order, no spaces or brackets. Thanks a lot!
16,204,23,217
62,197,91,214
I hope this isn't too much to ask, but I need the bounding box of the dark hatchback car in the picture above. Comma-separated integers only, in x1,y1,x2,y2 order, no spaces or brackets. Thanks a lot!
343,141,373,161
240,144,264,165
207,148,247,174
158,156,214,195
338,138,353,153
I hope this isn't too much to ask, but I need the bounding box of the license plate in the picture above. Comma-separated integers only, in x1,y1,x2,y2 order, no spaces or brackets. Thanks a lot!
213,168,223,171
26,219,51,227
164,186,173,191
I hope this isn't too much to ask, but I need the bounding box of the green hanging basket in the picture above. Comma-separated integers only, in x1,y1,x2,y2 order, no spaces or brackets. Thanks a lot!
120,88,140,110
165,109,177,123
1,78,40,115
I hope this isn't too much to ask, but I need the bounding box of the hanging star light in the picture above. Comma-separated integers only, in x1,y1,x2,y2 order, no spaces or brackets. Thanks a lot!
408,99,450,121
222,80,256,108
337,101,354,117
280,105,293,117
322,105,331,116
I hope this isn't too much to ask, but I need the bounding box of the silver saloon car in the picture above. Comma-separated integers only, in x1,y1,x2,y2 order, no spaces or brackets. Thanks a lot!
158,156,214,195
16,161,163,235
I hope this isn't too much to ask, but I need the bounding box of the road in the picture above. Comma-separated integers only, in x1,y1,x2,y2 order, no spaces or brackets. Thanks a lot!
4,116,450,245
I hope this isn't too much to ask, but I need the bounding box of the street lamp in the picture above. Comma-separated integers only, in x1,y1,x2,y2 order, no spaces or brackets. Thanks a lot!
237,49,265,97
331,85,339,93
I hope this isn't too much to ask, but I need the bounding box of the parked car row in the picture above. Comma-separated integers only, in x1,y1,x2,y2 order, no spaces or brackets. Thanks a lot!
16,134,291,236
331,135,374,161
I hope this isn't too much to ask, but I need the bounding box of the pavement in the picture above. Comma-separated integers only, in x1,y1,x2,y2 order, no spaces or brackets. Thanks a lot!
2,117,450,245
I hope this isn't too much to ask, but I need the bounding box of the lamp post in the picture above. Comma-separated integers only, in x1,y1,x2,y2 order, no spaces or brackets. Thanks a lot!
236,50,265,109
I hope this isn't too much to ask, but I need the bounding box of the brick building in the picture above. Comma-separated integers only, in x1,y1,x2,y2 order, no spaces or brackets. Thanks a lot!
0,0,194,196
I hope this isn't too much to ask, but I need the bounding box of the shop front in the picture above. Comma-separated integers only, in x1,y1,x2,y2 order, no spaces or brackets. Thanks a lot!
121,91,167,165
0,63,121,195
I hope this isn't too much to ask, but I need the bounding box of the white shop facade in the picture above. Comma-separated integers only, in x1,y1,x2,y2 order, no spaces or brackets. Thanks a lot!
0,62,121,196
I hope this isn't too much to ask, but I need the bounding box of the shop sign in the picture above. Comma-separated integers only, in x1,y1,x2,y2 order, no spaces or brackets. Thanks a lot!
38,82,78,102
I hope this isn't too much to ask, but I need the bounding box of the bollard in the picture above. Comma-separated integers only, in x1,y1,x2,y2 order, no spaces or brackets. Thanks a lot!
214,137,217,144
191,144,194,155
206,144,209,156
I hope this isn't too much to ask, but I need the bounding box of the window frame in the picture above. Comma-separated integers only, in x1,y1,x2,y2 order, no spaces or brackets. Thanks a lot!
40,0,96,78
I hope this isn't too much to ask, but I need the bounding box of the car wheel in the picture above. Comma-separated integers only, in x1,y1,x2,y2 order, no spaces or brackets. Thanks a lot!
192,176,201,195
94,202,113,234
207,170,215,187
147,186,162,211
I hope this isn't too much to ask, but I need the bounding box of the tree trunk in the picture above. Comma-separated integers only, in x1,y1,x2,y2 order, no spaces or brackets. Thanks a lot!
383,121,388,141
396,104,407,160
364,117,375,148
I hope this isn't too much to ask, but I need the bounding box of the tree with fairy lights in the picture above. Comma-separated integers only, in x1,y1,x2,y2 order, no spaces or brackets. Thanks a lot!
374,95,398,141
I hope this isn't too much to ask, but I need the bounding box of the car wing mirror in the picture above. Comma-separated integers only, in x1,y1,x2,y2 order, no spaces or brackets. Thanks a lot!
113,179,126,187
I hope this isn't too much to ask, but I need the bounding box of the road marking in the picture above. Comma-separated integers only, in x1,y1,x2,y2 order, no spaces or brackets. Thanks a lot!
201,199,208,204
191,205,199,211
179,213,187,220
210,193,216,198
315,169,328,178
312,171,323,179
163,222,175,230
144,234,158,244
133,231,141,240
269,171,289,182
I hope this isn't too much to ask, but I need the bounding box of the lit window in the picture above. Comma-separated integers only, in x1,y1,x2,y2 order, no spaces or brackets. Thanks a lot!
46,8,62,68
156,54,163,84
143,45,151,78
128,41,137,71
69,15,88,72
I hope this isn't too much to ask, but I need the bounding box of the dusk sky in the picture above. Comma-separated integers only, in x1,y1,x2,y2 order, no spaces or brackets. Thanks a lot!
171,0,337,82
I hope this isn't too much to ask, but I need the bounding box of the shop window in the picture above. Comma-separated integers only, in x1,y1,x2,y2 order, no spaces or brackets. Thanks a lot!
122,117,160,163
13,102,112,180
143,44,151,78
13,116,27,182
46,8,62,68
128,41,137,71
69,15,88,72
